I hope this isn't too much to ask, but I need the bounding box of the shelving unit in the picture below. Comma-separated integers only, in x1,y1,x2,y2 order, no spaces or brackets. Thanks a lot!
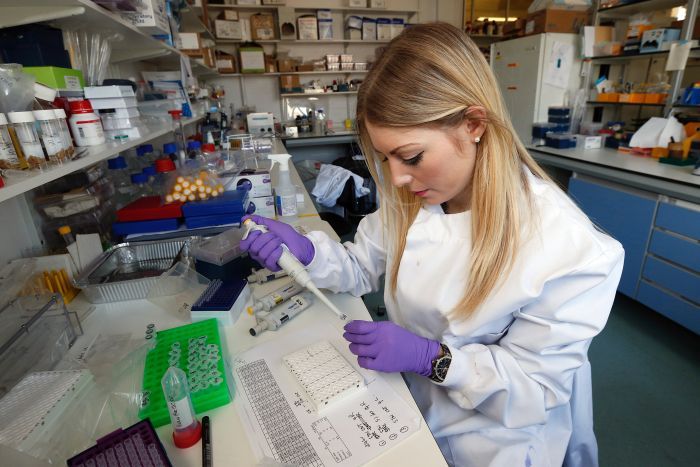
280,91,358,97
0,0,216,76
0,115,204,205
584,0,699,123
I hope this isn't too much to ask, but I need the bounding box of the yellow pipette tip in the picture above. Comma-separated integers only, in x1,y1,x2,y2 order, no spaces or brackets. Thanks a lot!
247,306,254,316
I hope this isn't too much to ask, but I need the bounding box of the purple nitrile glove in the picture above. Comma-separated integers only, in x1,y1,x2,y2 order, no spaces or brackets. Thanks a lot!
239,214,315,272
343,320,441,377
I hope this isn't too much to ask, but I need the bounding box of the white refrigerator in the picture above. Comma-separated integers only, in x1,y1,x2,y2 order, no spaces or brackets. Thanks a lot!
490,33,582,143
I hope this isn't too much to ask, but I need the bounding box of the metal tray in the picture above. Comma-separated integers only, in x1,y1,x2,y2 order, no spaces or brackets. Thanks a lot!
74,239,192,303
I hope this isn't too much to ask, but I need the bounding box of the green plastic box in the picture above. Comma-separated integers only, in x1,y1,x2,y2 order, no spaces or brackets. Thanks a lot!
139,319,233,427
23,66,84,90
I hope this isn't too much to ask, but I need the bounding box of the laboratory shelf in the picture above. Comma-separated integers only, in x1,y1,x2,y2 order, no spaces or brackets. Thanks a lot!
0,0,216,75
589,48,700,61
292,6,418,15
217,39,391,45
0,115,204,205
598,0,688,16
586,101,666,107
280,91,359,97
206,4,279,12
218,70,368,78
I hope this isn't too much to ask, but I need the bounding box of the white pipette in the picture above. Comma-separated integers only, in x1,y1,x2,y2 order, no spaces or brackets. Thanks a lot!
242,219,348,321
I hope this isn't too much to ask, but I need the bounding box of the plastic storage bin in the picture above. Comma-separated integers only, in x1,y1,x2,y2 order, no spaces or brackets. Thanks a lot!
117,196,183,222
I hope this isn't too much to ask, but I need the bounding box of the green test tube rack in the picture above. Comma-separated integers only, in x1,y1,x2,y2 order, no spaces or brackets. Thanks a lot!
139,319,232,427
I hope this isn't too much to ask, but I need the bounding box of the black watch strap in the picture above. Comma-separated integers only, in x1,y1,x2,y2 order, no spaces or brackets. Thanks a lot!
429,344,452,383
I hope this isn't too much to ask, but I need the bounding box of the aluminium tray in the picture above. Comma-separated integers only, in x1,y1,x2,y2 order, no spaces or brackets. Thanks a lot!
73,238,193,303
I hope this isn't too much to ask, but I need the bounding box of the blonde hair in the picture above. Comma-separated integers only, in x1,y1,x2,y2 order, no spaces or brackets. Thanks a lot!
356,22,550,319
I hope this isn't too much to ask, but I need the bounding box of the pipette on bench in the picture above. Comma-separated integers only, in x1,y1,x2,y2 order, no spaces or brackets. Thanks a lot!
242,219,348,321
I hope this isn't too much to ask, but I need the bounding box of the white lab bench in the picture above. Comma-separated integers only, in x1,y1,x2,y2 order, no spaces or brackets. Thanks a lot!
65,139,446,466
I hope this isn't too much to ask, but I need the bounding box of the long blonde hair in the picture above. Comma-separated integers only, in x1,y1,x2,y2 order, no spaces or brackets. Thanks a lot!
356,22,549,319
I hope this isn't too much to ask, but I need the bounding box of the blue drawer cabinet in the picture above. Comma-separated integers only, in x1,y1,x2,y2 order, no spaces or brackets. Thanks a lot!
642,256,700,304
568,176,657,297
647,229,700,273
655,201,700,240
637,281,700,335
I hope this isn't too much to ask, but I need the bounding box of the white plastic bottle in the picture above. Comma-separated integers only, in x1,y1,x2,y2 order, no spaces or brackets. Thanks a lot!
268,153,298,220
68,100,105,146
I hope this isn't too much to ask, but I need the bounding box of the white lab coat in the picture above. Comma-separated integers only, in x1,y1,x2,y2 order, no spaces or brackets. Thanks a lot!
304,172,624,467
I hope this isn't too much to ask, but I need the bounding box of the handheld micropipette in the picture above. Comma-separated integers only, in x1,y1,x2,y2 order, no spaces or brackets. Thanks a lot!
247,280,303,316
250,292,314,336
242,218,348,321
162,366,202,448
248,267,288,284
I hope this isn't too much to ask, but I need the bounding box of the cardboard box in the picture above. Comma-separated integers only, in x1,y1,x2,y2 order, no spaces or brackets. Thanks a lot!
377,18,391,40
349,0,366,6
370,0,385,8
216,54,237,73
525,7,589,36
362,18,377,40
240,46,265,73
319,19,333,40
248,195,276,219
84,85,135,98
221,10,239,21
250,13,275,40
277,58,298,72
279,74,301,92
177,32,201,50
120,0,170,35
298,15,318,40
390,18,404,38
215,19,242,39
236,0,260,4
583,26,614,57
264,55,277,73
23,66,84,90
640,28,680,53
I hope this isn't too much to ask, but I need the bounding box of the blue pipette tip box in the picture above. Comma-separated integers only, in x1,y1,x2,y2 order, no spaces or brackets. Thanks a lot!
67,419,172,466
191,278,251,326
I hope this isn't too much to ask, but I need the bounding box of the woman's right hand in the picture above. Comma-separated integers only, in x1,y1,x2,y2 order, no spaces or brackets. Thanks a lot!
239,215,315,271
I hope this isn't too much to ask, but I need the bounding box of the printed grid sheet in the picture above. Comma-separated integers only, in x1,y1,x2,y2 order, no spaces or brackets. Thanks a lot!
236,359,323,467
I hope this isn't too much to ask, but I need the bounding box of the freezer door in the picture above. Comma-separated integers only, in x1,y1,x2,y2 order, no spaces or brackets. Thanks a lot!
491,34,544,143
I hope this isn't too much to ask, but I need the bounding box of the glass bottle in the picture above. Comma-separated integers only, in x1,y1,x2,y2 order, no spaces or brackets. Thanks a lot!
53,108,75,159
0,113,24,170
8,111,46,169
33,109,65,163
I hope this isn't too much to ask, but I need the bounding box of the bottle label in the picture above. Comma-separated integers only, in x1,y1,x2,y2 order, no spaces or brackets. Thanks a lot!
276,194,298,217
76,120,104,140
0,133,20,167
41,135,63,156
167,396,194,429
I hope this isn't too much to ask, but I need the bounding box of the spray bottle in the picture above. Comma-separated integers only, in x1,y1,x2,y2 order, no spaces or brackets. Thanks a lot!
268,153,297,220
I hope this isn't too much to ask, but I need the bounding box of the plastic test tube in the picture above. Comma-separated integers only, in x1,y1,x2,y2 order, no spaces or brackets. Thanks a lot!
247,280,304,316
250,292,314,336
247,267,288,284
162,366,202,449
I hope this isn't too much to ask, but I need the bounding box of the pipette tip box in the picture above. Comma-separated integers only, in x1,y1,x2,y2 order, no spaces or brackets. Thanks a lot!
191,278,252,326
284,340,365,412
67,419,172,467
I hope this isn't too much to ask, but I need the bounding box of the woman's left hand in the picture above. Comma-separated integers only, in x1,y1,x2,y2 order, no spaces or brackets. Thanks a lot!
343,320,440,376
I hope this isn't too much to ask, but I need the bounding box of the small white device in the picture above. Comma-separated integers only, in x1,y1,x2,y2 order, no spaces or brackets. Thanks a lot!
284,340,365,411
246,112,274,135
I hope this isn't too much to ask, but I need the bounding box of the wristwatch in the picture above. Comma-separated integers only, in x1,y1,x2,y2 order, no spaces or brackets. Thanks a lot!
429,344,452,383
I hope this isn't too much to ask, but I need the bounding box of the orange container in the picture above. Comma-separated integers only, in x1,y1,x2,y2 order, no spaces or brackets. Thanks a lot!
628,93,646,103
618,93,631,102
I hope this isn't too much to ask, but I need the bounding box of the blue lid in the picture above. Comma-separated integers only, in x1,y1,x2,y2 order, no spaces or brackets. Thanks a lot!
131,173,148,184
107,156,127,170
182,189,250,217
182,103,192,118
142,165,156,176
163,142,177,154
187,141,201,150
136,144,154,156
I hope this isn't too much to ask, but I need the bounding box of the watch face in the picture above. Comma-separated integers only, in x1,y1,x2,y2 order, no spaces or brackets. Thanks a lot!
436,358,450,379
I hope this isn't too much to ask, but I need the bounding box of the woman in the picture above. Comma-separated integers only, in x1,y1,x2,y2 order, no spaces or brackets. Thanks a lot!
241,22,624,467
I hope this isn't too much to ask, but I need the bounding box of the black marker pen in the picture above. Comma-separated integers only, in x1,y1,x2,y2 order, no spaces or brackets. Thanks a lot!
202,416,212,467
